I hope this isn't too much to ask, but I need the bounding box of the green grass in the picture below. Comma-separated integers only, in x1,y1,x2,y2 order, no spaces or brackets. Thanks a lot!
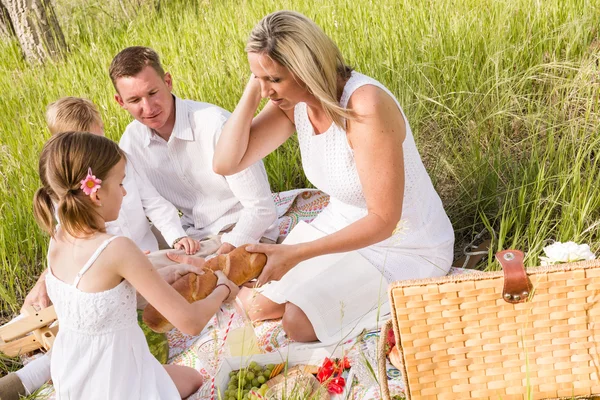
0,0,599,382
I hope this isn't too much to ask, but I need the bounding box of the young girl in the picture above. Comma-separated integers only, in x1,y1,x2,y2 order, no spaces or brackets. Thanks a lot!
33,131,239,399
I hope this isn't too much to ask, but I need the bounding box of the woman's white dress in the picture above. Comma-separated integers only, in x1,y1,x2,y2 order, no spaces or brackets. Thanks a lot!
45,236,180,399
261,72,454,343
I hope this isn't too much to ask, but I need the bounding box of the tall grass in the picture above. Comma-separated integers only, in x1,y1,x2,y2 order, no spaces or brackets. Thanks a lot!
0,0,598,329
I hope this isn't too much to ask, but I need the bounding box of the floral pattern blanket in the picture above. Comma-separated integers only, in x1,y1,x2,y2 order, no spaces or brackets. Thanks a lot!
24,189,472,399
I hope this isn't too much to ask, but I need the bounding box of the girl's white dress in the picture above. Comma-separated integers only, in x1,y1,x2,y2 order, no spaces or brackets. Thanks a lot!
45,236,180,399
261,72,454,343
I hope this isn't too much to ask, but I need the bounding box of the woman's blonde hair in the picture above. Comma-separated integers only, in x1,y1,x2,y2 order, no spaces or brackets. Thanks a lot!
246,11,353,127
33,131,125,237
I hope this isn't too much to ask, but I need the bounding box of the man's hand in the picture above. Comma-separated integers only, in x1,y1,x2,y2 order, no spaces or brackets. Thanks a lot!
216,242,236,255
21,276,51,313
173,237,201,255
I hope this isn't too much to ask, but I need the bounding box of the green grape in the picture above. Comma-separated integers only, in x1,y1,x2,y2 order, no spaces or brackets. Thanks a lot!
246,371,255,380
257,375,265,384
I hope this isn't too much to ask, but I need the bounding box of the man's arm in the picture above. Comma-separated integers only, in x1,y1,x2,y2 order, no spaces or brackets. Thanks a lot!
220,160,277,247
119,129,188,248
129,162,187,247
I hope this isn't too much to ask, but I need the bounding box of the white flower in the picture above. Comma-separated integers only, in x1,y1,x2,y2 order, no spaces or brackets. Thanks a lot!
539,241,596,266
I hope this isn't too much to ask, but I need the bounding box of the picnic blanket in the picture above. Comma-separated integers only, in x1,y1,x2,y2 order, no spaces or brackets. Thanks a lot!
21,189,472,399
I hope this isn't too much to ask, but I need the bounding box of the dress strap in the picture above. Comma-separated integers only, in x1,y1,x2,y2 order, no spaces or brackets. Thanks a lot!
73,236,120,288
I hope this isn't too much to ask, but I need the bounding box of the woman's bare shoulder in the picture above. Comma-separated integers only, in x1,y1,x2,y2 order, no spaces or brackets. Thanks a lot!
346,84,397,117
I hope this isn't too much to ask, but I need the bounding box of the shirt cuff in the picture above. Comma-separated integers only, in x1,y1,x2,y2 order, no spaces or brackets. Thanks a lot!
220,231,260,248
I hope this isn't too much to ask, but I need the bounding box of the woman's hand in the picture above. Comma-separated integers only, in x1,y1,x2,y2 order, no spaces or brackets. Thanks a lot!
173,237,200,255
244,73,263,101
246,243,303,286
214,271,240,302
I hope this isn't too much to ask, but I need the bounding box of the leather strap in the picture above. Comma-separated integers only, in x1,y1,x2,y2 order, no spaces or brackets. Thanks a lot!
495,250,532,303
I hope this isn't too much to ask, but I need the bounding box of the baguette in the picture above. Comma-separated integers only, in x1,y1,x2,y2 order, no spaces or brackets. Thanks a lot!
143,245,267,332
142,267,218,333
203,245,267,286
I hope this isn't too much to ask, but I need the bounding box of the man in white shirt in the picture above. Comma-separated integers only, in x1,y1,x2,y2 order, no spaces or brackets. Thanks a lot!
111,46,278,255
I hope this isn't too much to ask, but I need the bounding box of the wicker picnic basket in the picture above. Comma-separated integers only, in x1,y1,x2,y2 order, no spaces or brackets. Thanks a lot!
380,249,600,399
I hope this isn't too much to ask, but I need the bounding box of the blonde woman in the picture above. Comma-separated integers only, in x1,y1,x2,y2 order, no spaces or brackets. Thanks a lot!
214,11,454,343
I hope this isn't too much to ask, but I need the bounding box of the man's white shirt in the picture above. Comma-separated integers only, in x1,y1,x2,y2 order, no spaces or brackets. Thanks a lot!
106,160,186,252
119,96,278,247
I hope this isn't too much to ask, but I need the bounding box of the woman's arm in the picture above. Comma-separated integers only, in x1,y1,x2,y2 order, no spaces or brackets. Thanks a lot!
109,238,238,335
251,86,407,283
213,77,296,175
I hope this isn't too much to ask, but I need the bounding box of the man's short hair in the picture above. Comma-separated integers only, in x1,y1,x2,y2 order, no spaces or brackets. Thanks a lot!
45,97,102,135
109,46,165,90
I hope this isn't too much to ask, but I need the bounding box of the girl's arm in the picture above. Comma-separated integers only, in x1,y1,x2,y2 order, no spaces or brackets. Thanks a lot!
251,86,407,283
109,237,237,335
213,77,296,175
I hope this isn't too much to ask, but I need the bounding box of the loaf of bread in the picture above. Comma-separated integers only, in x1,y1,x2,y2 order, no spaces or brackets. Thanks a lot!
142,245,267,332
389,345,403,371
203,245,267,286
142,267,218,333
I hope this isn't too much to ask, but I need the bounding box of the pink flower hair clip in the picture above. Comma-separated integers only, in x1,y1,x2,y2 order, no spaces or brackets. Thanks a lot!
80,167,102,196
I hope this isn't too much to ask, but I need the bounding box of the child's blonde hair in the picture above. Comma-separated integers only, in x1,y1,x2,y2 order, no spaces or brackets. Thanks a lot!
33,131,125,237
45,97,102,135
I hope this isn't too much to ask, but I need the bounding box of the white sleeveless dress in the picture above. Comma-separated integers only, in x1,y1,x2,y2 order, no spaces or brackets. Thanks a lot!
45,236,180,400
261,72,454,343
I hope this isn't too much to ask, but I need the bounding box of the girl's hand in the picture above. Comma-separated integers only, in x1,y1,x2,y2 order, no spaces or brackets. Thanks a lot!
166,252,205,268
173,237,200,255
158,263,206,285
214,270,240,302
246,243,303,286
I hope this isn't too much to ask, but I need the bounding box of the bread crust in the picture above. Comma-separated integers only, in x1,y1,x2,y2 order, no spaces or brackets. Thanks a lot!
142,246,267,332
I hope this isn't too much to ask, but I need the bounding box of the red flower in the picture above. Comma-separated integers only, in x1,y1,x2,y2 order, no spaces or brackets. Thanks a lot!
327,376,346,394
317,358,335,383
341,356,351,370
387,327,396,348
